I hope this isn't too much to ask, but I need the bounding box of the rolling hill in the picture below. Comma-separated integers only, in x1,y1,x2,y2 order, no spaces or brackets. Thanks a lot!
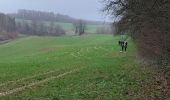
0,35,160,99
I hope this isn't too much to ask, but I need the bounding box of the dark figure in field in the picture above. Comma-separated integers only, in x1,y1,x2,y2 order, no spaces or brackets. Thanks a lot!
119,41,128,52
118,41,123,46
118,41,121,46
121,42,124,51
118,41,124,51
124,41,128,52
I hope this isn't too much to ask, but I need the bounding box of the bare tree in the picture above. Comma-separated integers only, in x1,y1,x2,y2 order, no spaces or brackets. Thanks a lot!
103,0,170,68
31,20,39,35
0,13,16,33
39,22,47,35
54,25,65,36
73,20,86,35
73,21,79,34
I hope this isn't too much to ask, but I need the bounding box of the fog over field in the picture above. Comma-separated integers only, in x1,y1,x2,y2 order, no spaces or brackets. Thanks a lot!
0,0,110,21
0,0,169,99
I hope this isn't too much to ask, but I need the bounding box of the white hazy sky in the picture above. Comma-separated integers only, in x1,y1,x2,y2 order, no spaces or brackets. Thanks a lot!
0,0,111,22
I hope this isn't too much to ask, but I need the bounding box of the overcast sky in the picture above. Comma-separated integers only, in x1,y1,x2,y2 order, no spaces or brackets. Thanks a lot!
0,0,111,22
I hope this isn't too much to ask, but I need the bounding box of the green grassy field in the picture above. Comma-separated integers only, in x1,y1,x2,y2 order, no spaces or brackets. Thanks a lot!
0,35,160,99
15,19,102,35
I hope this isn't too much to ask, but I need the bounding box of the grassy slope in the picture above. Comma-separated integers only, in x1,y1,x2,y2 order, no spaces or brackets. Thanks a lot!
0,35,160,99
15,19,101,35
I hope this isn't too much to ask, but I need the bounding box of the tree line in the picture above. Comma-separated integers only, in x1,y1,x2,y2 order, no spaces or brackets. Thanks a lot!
0,11,89,39
0,9,113,41
103,0,170,72
0,12,66,41
0,13,17,40
9,9,76,23
9,9,103,25
16,21,65,36
0,13,15,32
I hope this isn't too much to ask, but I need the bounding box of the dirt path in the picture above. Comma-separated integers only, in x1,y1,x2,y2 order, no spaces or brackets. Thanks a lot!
0,68,80,97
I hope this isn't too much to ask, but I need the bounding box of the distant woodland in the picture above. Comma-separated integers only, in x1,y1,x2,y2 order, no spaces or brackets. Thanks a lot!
8,9,103,25
0,9,110,40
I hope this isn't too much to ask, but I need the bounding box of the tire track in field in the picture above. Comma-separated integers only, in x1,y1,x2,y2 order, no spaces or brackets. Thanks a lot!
0,45,109,96
93,46,99,50
0,70,57,87
69,45,110,59
86,47,90,52
76,48,90,59
70,46,106,59
0,68,81,97
98,46,109,51
70,53,79,58
0,50,78,87
70,49,83,58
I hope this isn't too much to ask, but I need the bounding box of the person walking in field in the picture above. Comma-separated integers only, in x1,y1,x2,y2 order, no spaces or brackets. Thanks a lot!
118,40,121,46
121,41,124,52
124,41,128,52
119,41,128,52
118,40,124,52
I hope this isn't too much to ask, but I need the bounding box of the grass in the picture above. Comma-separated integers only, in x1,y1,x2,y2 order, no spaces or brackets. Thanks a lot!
0,34,160,99
15,19,102,35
